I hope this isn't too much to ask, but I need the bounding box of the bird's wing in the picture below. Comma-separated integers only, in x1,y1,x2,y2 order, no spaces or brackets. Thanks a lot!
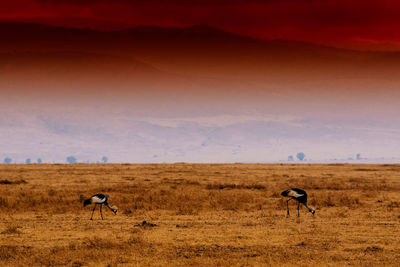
92,195,106,203
288,190,304,198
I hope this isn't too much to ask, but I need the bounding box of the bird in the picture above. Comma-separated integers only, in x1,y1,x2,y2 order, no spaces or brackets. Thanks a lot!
281,188,315,217
83,193,117,220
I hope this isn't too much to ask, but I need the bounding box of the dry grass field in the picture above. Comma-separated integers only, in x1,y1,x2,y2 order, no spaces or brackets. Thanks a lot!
1,163,400,266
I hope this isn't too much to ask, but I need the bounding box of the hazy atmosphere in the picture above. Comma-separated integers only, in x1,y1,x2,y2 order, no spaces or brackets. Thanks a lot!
1,1,400,163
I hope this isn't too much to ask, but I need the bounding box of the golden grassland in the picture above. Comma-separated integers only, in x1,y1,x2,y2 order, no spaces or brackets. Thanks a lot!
1,163,400,266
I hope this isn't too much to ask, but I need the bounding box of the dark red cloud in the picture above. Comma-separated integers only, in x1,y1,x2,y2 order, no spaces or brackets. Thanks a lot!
2,0,400,49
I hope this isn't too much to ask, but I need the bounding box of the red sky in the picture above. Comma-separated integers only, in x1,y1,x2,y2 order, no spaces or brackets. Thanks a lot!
2,0,400,49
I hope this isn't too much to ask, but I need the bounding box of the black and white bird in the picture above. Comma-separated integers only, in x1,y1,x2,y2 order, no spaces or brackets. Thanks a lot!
83,193,118,220
281,188,315,216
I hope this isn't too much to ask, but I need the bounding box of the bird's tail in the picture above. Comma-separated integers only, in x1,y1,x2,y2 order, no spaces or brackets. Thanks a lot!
83,198,92,207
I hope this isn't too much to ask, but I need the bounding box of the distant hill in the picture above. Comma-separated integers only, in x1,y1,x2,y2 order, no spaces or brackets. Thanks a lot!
2,22,400,66
2,22,400,103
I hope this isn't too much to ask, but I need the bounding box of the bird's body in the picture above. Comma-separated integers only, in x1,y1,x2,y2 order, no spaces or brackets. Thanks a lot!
83,193,117,220
281,188,315,216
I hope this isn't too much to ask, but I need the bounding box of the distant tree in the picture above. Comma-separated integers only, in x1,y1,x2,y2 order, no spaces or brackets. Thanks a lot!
25,158,31,164
288,155,294,161
66,156,77,164
296,152,305,161
37,158,42,164
101,156,108,163
4,157,12,164
356,153,361,160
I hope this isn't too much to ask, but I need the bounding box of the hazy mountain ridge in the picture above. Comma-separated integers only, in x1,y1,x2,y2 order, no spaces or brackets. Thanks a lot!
2,22,400,80
1,112,399,163
3,22,400,61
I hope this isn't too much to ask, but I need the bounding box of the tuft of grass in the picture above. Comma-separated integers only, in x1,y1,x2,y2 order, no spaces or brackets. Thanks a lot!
1,224,21,235
312,192,361,208
364,246,383,253
354,168,378,172
0,179,27,185
0,197,9,208
206,183,265,190
0,245,17,260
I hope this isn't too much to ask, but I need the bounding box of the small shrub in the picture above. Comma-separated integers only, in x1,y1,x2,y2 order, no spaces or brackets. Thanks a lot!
0,179,27,185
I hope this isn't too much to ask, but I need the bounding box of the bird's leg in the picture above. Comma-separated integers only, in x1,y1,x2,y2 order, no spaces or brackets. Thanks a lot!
100,204,103,220
297,202,300,217
90,204,97,220
286,199,291,217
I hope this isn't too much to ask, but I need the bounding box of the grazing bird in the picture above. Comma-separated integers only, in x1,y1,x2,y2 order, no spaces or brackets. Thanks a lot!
281,188,315,216
83,193,117,220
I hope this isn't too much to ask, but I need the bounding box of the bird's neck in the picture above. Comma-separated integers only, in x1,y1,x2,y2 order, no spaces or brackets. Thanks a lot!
109,206,117,214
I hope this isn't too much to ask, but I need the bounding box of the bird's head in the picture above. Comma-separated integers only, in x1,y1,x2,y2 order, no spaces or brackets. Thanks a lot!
112,206,118,215
311,209,315,215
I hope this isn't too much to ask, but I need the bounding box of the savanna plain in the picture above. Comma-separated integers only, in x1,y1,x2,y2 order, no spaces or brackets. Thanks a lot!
1,164,400,266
